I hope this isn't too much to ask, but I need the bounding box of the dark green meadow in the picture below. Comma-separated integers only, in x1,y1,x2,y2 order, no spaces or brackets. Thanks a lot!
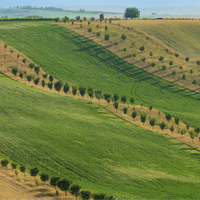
0,74,200,198
0,22,200,128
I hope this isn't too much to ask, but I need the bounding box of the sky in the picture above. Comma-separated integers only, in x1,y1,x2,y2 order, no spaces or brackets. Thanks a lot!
1,0,200,8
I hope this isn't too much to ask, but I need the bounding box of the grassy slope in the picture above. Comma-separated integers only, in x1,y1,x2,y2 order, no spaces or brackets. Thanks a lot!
0,8,96,18
1,73,200,198
115,20,200,59
0,23,200,128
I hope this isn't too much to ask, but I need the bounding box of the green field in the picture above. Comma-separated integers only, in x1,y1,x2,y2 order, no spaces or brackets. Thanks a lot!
0,22,200,129
0,8,97,19
1,73,200,198
117,20,200,59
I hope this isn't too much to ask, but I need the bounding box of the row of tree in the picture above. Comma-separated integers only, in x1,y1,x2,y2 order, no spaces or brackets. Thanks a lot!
0,160,114,199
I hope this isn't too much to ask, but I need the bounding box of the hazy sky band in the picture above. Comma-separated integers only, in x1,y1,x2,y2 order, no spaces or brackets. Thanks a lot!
1,0,200,8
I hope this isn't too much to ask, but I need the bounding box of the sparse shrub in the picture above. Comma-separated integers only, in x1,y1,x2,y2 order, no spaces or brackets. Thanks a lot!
22,58,26,64
149,51,153,58
30,167,39,181
43,74,48,79
165,49,169,53
17,54,20,58
196,60,200,65
80,23,83,28
114,41,118,46
1,159,9,169
80,190,92,200
40,173,49,184
132,42,135,46
11,162,17,169
10,49,14,53
146,36,150,41
172,70,177,75
123,47,127,52
190,69,194,76
26,74,32,82
19,165,26,176
179,65,183,71
105,25,108,31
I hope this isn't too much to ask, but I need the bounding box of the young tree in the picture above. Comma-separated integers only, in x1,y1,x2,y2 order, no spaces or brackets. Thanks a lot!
172,70,177,76
80,190,92,200
123,47,127,52
113,102,118,112
87,87,93,99
130,97,135,105
104,33,110,41
124,7,140,19
29,63,35,70
150,118,156,129
169,60,173,66
175,117,180,128
41,79,46,88
159,121,166,132
63,83,70,94
140,113,147,125
165,113,172,123
185,56,190,62
1,159,9,169
162,65,167,71
70,184,82,200
34,77,40,85
105,25,108,31
34,66,40,75
159,56,164,61
182,74,186,80
83,17,87,21
139,45,145,52
179,65,183,71
19,71,24,80
95,90,102,102
133,52,137,57
72,86,77,96
57,178,73,196
175,53,179,58
190,69,194,77
106,98,111,105
4,44,7,51
186,124,190,131
103,93,112,101
141,57,146,62
20,165,26,177
48,82,53,90
71,19,74,26
123,107,128,115
121,95,127,104
88,21,91,26
93,193,107,200
96,32,101,37
22,58,26,65
26,74,32,82
149,105,153,113
79,86,86,97
113,93,119,102
10,49,14,53
49,75,54,82
17,54,20,58
149,51,153,58
30,167,39,181
88,28,92,33
196,60,200,65
114,41,118,46
151,62,156,67
76,16,81,21
50,176,61,190
121,34,127,42
54,80,63,92
43,74,48,79
181,129,186,137
40,173,49,185
170,125,174,134
55,17,60,22
189,131,196,142
132,111,137,121
12,67,18,76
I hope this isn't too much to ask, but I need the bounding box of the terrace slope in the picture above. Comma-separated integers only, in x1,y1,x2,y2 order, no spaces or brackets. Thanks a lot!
0,74,200,198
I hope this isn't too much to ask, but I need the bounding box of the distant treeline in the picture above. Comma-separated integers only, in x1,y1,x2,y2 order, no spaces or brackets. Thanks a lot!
0,17,56,21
